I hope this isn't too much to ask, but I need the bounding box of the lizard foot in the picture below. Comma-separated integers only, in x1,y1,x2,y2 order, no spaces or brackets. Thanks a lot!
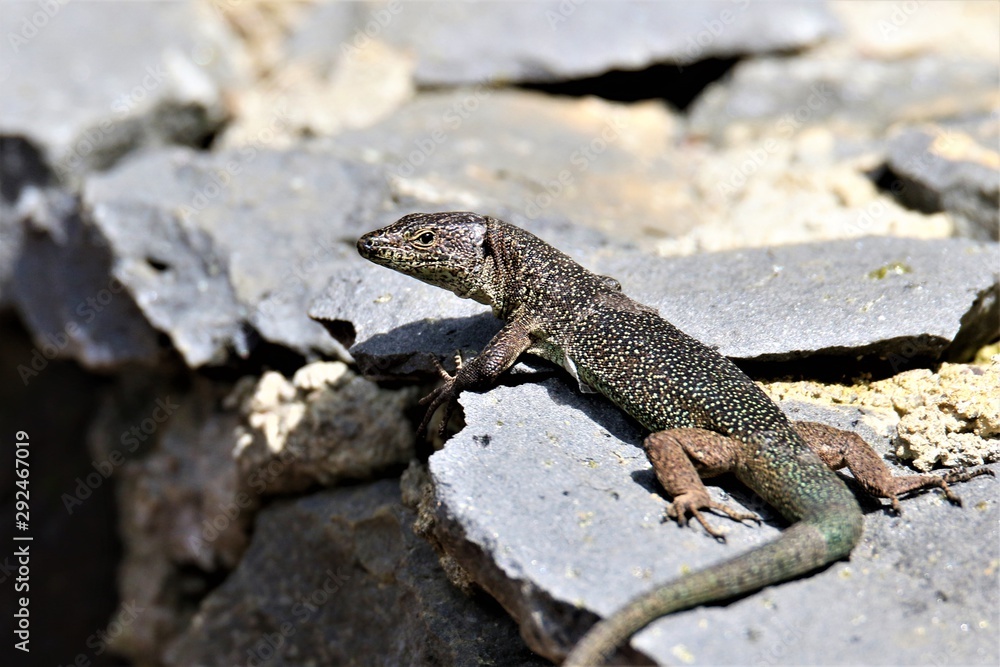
417,356,460,441
937,466,995,507
881,466,995,512
665,492,760,540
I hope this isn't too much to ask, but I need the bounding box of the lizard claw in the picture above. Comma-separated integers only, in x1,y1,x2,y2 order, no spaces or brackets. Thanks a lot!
665,492,760,541
939,466,995,506
417,357,460,441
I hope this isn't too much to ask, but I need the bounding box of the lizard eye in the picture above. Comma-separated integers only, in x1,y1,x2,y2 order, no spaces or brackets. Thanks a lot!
412,230,436,247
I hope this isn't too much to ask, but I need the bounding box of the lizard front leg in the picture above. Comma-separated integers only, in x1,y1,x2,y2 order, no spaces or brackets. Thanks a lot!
793,421,995,511
418,317,534,439
644,428,760,539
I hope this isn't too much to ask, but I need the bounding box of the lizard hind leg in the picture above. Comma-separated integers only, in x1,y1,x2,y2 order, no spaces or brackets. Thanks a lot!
643,428,761,539
793,421,995,512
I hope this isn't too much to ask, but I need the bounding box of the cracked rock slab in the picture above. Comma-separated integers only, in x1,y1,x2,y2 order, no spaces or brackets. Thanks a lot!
428,378,999,664
689,56,1000,143
319,233,999,377
80,147,397,368
163,481,547,667
0,1,242,185
12,190,164,370
293,1,838,86
326,89,690,240
886,119,1000,241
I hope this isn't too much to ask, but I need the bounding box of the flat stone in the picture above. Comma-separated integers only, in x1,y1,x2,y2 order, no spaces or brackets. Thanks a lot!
163,481,547,667
326,89,691,239
321,233,999,377
427,378,999,663
688,56,1000,144
0,1,242,185
886,119,1000,241
292,1,838,86
80,147,398,368
593,236,1000,364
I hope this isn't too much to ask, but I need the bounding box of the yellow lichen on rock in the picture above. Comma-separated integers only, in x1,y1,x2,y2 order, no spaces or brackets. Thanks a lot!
762,357,1000,472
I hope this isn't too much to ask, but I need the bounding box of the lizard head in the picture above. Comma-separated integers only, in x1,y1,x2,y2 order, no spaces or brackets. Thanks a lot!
358,212,492,301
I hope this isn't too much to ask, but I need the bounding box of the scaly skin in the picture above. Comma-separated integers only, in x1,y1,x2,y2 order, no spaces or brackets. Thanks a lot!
357,212,991,665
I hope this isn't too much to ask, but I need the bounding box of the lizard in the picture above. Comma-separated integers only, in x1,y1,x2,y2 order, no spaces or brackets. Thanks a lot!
356,211,992,665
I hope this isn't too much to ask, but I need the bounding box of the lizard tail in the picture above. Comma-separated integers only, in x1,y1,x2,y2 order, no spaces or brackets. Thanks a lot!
563,514,862,666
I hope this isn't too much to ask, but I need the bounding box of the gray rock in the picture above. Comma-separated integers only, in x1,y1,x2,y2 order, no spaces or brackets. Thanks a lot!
1,136,52,307
11,187,164,371
80,147,397,368
428,378,999,664
0,194,24,309
110,378,249,664
886,119,1000,241
163,481,547,667
107,365,425,664
233,362,418,494
293,1,838,85
324,89,690,240
593,236,1000,364
321,232,999,378
0,1,240,185
689,56,1000,143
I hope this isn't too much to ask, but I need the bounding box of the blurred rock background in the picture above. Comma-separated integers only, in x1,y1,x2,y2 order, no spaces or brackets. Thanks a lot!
0,1,997,665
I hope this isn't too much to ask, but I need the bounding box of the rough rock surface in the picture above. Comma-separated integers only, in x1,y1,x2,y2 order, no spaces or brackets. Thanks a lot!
327,90,689,239
689,56,1000,144
764,357,1000,472
292,0,838,86
11,190,165,370
107,366,419,664
80,147,397,367
0,1,242,184
163,481,547,667
318,234,999,375
426,378,999,664
886,119,1000,241
110,378,247,663
233,361,418,493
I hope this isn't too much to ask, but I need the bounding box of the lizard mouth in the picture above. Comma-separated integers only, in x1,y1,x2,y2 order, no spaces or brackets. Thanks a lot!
356,232,380,260
357,232,401,266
